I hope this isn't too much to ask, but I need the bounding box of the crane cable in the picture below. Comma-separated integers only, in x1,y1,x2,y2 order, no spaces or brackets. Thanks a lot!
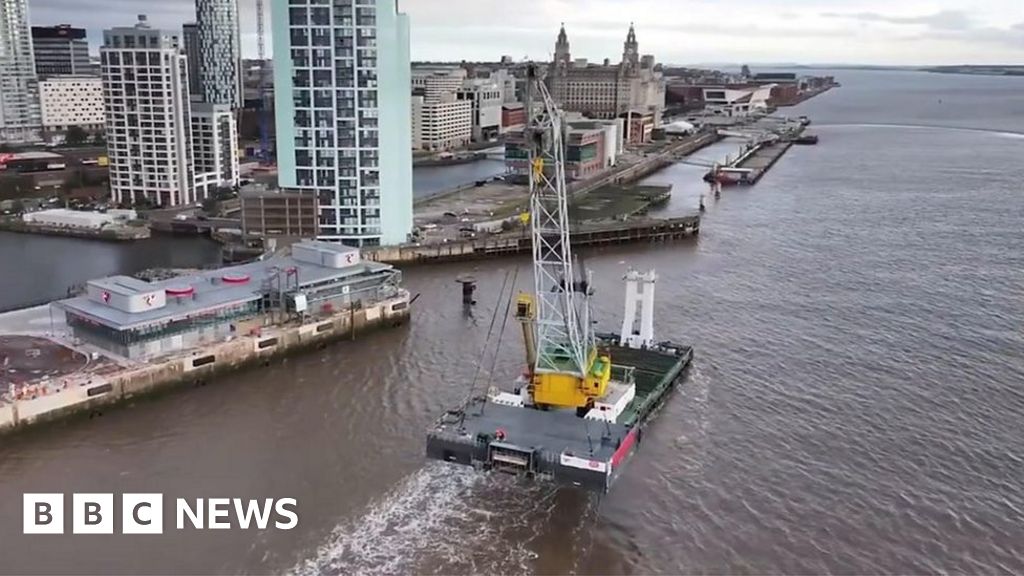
477,265,521,415
459,269,512,414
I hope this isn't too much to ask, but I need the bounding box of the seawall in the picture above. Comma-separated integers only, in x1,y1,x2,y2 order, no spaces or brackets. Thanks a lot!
0,293,411,436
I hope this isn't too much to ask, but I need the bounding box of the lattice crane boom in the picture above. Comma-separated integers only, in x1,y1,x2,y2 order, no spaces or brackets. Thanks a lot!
525,66,589,379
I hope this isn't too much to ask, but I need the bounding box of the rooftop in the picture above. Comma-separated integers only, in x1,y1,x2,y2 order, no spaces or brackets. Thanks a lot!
57,242,395,330
11,151,63,161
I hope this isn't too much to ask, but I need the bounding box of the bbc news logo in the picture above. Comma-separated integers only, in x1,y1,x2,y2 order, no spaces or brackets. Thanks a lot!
24,494,298,534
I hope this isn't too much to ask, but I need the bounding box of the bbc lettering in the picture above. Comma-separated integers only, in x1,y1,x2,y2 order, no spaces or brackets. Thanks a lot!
24,494,298,534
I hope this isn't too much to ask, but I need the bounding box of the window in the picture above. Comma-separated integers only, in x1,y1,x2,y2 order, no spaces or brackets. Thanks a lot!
290,28,309,47
310,7,330,25
289,7,307,25
312,29,332,47
314,90,333,107
291,48,309,67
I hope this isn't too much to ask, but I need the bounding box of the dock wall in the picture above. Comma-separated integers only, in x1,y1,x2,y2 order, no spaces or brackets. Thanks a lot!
0,294,411,435
363,216,700,265
0,220,150,241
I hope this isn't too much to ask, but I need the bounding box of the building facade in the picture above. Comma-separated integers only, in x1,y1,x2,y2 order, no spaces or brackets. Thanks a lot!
0,0,42,143
101,16,195,207
191,102,240,198
411,94,471,151
457,79,502,142
182,23,201,97
547,24,664,132
410,66,473,149
240,185,320,239
411,66,465,101
501,103,526,133
273,0,412,247
31,25,90,77
39,76,104,133
195,0,242,108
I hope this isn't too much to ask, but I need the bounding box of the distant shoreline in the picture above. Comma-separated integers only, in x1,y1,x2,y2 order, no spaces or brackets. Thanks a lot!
920,66,1024,77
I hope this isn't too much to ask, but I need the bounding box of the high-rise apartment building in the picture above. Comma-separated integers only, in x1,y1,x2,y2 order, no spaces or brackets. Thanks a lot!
182,22,201,97
31,25,90,77
195,0,241,108
273,0,412,247
191,102,240,197
0,0,42,143
101,16,195,207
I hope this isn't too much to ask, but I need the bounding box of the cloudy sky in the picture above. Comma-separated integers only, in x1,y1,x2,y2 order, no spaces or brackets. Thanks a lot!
28,0,1024,65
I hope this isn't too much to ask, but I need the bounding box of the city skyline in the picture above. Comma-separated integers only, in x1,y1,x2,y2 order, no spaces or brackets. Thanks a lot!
23,0,1024,66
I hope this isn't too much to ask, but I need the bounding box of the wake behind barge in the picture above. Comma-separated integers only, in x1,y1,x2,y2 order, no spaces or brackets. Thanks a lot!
426,339,692,492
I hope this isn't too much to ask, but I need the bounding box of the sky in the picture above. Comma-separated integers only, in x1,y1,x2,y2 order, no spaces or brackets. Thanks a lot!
27,0,1024,66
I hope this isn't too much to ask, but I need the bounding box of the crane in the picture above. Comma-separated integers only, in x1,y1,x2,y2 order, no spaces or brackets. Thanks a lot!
255,0,271,165
515,65,611,411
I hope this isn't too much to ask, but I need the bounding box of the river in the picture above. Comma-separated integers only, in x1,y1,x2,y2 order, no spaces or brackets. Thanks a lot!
0,69,1022,574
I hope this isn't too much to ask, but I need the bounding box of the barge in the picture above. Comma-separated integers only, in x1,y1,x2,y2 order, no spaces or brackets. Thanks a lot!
426,337,691,492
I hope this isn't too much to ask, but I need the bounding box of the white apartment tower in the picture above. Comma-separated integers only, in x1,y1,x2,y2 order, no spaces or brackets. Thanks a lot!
195,0,241,108
0,0,42,143
101,16,195,207
273,0,412,247
191,102,240,197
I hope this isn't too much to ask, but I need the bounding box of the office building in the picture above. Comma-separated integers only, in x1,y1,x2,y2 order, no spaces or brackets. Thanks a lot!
273,0,412,247
409,66,472,149
39,76,104,133
411,66,465,100
101,15,195,207
411,93,471,151
0,0,42,143
191,102,240,198
182,23,201,97
457,79,502,142
31,25,91,77
547,24,664,126
195,0,242,107
240,185,320,239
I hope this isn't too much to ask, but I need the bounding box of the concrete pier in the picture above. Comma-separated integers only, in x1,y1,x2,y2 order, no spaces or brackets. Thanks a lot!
0,293,411,435
734,141,795,184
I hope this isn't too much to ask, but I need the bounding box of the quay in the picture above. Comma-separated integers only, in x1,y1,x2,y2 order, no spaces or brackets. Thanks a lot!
0,241,411,435
0,208,151,241
389,131,717,265
0,219,150,241
363,216,699,265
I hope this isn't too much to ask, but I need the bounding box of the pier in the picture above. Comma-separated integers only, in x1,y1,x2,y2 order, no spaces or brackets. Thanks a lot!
732,140,795,185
